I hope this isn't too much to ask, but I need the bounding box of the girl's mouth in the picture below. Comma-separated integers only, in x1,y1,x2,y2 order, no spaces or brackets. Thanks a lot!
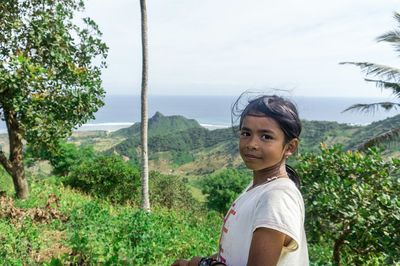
244,154,262,160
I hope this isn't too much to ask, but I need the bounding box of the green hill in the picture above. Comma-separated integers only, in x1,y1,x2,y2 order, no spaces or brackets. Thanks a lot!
345,114,400,149
105,113,400,173
112,112,201,138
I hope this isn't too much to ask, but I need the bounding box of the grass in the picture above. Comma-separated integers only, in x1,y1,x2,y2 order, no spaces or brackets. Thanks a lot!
0,174,222,265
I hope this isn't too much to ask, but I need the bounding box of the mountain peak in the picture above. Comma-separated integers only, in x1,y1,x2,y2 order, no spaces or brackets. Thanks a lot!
112,112,201,137
152,111,164,119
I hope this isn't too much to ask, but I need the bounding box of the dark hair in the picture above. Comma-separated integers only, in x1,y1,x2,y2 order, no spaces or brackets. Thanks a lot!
232,94,302,188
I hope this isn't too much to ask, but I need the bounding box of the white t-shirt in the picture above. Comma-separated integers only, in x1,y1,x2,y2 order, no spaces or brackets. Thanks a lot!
218,178,309,266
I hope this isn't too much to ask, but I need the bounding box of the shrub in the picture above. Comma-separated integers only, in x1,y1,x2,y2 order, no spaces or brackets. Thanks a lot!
149,171,196,209
26,141,96,176
201,169,252,213
64,154,141,204
297,145,400,265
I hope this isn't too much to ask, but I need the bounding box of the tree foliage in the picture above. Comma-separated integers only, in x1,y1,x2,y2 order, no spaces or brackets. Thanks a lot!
0,0,108,148
201,169,252,214
63,150,195,209
297,145,400,265
65,154,141,204
26,141,96,176
340,12,400,149
0,0,108,198
149,171,196,209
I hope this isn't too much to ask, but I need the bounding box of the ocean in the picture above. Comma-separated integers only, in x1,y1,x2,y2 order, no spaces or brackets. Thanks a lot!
0,95,398,133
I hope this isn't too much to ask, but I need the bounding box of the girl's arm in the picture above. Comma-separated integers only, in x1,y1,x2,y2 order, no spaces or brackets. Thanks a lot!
247,228,291,266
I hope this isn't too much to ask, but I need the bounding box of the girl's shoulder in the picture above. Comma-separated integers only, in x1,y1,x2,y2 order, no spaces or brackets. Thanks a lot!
259,178,304,201
262,178,299,192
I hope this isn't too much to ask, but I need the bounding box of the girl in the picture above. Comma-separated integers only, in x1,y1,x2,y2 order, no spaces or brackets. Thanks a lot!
172,95,308,266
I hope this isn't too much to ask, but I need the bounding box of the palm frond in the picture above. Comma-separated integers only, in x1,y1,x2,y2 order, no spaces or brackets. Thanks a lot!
339,62,400,82
376,30,400,54
364,78,400,97
342,102,400,113
377,30,400,43
394,12,400,26
357,127,400,151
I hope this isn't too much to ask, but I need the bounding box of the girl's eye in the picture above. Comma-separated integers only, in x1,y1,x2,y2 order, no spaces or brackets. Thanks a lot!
261,134,273,140
240,131,250,137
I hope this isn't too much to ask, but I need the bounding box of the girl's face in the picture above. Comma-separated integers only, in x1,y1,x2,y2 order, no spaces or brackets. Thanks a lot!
239,115,289,171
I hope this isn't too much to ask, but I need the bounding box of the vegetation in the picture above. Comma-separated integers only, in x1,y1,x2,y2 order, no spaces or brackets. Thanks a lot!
345,114,400,151
26,141,96,176
112,111,202,138
33,142,197,208
341,12,400,150
0,0,108,198
201,169,252,214
111,113,400,169
1,123,400,264
297,145,400,265
149,171,197,209
0,1,398,264
0,175,221,265
64,154,141,204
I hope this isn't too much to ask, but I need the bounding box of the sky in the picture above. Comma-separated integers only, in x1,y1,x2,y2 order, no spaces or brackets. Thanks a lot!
81,0,400,98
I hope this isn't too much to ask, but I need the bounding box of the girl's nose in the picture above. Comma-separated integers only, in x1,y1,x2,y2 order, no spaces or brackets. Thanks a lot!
246,136,259,150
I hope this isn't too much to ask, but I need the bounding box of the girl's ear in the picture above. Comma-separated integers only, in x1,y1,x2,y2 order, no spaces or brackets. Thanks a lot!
285,138,299,157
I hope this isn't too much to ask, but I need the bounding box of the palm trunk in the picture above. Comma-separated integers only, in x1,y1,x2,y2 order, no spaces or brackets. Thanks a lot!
0,109,29,199
140,0,150,212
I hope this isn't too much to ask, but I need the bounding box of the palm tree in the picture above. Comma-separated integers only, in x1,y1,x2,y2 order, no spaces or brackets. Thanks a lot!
340,12,400,150
140,0,150,211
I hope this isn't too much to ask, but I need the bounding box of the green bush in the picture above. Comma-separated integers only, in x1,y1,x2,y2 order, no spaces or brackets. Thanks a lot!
149,171,196,209
297,145,400,265
26,141,96,176
64,154,141,204
201,169,252,213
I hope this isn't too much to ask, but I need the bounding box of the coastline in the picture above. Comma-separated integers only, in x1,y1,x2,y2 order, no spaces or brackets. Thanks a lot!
76,122,134,132
74,122,231,132
0,120,372,135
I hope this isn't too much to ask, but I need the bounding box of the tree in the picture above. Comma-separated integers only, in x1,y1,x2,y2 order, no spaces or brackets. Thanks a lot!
25,141,96,176
340,13,400,150
65,154,141,204
297,145,400,265
139,0,150,211
202,169,252,214
0,0,108,199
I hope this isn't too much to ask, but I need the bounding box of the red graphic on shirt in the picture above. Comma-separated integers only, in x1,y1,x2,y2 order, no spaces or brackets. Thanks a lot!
218,202,237,263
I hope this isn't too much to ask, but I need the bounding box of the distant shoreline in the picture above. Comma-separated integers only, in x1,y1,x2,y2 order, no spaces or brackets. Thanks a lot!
1,95,398,134
0,119,370,135
75,122,231,132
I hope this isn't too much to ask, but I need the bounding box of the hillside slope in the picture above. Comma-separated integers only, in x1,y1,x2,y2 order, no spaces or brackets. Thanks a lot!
105,113,400,174
112,112,201,138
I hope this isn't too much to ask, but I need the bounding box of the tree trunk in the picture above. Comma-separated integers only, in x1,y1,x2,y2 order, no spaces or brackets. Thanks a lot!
0,109,29,199
140,0,150,212
332,226,350,266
